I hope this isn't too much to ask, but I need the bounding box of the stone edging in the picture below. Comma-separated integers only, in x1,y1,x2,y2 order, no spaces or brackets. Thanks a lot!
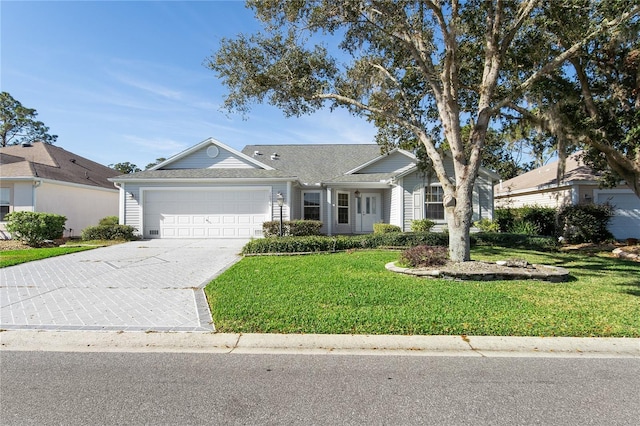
612,248,640,262
385,262,570,282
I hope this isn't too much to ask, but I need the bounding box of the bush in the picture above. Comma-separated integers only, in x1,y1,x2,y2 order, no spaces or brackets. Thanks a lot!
473,218,500,232
558,203,614,243
98,216,119,226
4,211,67,247
81,224,137,241
473,232,559,251
262,220,322,237
400,245,448,268
495,206,557,236
410,219,435,232
373,223,402,234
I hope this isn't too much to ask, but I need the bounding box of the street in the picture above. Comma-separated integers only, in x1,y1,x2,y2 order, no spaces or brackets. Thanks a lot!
1,351,638,425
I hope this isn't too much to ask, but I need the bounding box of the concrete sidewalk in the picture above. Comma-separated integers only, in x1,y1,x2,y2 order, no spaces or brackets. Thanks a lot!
1,331,638,358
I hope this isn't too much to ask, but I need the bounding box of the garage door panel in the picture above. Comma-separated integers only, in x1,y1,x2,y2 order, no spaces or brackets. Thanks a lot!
144,189,269,239
596,192,640,240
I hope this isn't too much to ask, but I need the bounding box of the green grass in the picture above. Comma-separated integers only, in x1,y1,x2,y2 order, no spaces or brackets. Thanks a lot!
0,246,95,268
205,247,640,337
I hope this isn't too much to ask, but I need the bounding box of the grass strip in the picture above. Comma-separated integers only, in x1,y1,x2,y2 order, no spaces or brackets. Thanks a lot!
205,247,640,337
0,246,95,268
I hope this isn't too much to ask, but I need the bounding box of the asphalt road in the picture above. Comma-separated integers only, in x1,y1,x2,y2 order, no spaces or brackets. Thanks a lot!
1,351,638,425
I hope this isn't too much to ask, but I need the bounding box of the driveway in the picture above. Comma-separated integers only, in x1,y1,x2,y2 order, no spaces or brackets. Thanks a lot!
0,239,247,332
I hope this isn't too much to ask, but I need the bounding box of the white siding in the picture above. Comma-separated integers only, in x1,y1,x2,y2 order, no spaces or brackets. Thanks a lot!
495,187,572,209
389,181,404,229
164,146,258,169
358,151,415,174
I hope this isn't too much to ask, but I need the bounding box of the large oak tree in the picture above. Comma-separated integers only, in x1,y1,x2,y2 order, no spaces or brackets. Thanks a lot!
0,92,57,147
208,0,639,262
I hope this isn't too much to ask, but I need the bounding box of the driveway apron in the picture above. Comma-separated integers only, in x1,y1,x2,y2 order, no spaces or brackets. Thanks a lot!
0,239,246,332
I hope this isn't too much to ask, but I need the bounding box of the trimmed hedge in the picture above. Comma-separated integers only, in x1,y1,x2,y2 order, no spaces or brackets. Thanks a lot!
558,203,614,243
410,219,436,232
241,231,560,254
373,223,402,234
495,206,557,236
81,224,137,241
4,211,67,247
262,220,323,237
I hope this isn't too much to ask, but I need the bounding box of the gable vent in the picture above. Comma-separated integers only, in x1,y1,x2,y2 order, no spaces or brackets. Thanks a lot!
149,230,159,236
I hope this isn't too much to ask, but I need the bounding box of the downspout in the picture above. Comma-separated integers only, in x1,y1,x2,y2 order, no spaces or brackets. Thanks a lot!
113,182,125,225
286,180,292,221
32,179,42,211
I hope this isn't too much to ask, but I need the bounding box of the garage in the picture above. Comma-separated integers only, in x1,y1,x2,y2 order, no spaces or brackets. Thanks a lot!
595,190,640,240
142,188,270,239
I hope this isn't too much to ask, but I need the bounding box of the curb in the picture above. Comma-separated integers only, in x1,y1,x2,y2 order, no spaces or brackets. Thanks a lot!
1,331,638,358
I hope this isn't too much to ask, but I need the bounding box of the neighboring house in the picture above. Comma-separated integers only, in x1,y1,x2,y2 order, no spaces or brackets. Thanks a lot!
494,153,640,240
110,137,499,239
0,141,120,239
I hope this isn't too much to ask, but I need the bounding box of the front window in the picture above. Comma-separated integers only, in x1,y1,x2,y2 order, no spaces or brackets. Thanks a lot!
0,188,10,221
337,192,349,224
303,192,321,220
425,185,444,220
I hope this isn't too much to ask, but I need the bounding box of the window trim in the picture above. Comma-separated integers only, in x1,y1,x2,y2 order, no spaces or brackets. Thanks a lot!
0,187,11,222
336,191,350,225
302,190,322,221
424,184,445,221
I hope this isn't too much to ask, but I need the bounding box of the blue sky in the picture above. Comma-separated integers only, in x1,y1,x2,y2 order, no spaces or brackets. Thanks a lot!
1,0,377,169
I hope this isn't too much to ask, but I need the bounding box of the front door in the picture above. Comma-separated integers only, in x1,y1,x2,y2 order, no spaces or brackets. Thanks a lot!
356,193,381,233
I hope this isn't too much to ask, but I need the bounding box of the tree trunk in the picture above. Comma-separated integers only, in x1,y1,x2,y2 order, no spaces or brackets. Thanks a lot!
446,186,474,262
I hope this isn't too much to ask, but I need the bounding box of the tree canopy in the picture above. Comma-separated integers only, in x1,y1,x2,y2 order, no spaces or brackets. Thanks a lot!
0,92,57,147
208,0,639,261
109,162,141,174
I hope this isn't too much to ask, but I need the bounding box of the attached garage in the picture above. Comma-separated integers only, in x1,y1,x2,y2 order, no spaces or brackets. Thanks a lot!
142,188,270,239
595,190,640,240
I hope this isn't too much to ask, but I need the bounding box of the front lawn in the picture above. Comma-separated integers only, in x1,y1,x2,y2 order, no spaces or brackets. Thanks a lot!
0,246,95,268
205,247,640,337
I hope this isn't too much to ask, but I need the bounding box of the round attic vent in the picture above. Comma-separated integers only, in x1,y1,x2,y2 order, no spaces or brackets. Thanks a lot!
207,145,220,158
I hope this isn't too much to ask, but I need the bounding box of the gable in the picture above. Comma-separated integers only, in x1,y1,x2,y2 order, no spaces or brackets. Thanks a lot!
353,150,416,174
152,138,274,171
163,144,260,170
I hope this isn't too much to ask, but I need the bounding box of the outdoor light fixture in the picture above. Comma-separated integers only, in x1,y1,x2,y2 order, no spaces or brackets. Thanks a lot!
276,192,285,236
354,190,361,198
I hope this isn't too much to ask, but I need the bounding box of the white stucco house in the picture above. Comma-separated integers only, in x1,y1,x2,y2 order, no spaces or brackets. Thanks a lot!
110,137,499,239
0,141,120,239
495,152,640,240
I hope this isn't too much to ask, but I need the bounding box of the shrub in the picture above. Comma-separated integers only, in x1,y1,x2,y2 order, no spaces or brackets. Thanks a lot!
558,203,614,243
81,224,137,241
410,219,435,232
509,220,540,236
373,223,402,234
473,218,500,232
473,232,559,251
400,245,448,268
4,211,67,247
98,216,119,226
262,220,322,237
495,206,557,236
494,208,515,233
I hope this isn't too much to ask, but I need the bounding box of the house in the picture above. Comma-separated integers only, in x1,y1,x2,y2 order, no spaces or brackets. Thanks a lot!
110,137,500,239
0,141,120,239
494,152,640,240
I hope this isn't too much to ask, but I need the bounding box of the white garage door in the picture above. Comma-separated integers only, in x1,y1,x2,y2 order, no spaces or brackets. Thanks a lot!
143,189,270,238
596,191,640,240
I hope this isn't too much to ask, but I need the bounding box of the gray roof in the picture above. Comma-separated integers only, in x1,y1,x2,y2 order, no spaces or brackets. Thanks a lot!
111,168,295,181
325,172,396,183
241,144,383,184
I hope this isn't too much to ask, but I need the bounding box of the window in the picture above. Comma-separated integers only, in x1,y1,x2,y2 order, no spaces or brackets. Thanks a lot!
0,188,10,221
303,192,321,220
425,185,445,220
337,192,349,224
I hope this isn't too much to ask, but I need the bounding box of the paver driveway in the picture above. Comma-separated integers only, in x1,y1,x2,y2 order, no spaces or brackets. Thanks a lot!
0,239,247,332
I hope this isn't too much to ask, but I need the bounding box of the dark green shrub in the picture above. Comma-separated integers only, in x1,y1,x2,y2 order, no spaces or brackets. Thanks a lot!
400,245,448,268
495,206,557,236
262,220,322,237
98,216,119,226
373,223,402,234
81,224,137,241
4,211,67,247
473,232,559,251
473,218,500,232
558,203,614,243
410,219,435,232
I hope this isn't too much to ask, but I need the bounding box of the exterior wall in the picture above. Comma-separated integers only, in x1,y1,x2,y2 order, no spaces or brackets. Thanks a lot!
0,181,36,238
164,146,258,169
358,152,415,174
389,181,404,229
495,186,573,208
120,181,290,236
36,181,118,238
